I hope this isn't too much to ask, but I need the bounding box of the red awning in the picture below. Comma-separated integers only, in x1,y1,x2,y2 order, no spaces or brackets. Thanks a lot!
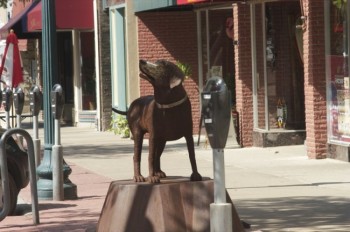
27,0,93,31
0,0,40,39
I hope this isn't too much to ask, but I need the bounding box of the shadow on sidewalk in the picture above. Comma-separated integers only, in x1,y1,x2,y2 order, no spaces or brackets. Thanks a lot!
235,196,350,231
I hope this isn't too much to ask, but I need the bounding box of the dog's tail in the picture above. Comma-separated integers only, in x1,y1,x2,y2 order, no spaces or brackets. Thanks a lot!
112,106,127,115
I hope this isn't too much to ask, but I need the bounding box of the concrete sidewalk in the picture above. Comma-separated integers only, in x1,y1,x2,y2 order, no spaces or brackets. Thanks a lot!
1,126,350,231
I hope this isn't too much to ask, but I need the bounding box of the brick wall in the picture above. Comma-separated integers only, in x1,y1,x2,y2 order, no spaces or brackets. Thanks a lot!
137,11,200,134
303,0,327,158
233,3,253,147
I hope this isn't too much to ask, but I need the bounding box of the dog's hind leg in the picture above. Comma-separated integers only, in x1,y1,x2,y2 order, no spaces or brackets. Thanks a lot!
133,132,146,182
154,140,167,178
185,135,202,181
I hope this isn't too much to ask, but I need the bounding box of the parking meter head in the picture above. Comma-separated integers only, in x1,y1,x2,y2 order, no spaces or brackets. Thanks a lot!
201,76,231,149
51,84,64,120
14,87,25,115
29,85,42,116
2,87,13,112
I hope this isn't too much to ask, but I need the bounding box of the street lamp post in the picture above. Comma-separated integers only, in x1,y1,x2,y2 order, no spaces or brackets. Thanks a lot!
36,0,77,200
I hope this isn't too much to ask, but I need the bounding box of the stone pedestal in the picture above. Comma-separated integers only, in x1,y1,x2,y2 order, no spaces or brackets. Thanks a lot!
97,177,245,232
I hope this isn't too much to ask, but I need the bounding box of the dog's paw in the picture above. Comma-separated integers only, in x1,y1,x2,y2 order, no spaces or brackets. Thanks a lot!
155,170,167,178
190,172,202,181
147,175,160,183
133,175,146,182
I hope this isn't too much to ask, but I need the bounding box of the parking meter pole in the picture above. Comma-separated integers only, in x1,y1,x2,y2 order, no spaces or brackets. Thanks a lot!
33,115,40,167
5,111,9,130
52,84,64,201
201,76,233,232
16,114,23,145
14,87,25,144
52,119,63,201
30,86,42,168
210,148,232,232
213,149,227,203
16,115,21,128
3,87,13,130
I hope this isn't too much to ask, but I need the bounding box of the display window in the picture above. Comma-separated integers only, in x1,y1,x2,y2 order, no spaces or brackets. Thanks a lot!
251,2,305,131
325,0,350,143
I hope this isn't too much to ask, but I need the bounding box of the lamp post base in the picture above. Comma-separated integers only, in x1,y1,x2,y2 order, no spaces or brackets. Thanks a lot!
37,178,77,200
36,154,77,200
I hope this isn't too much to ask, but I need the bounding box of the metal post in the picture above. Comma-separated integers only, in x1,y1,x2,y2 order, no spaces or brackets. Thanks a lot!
36,0,56,200
33,114,40,167
16,114,21,128
5,111,9,130
36,0,76,200
201,77,233,231
210,149,232,232
52,84,64,201
213,149,227,203
14,87,25,145
2,87,13,130
52,119,63,200
29,85,42,168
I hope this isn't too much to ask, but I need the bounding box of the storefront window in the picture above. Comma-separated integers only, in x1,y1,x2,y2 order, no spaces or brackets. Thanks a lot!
325,0,350,143
251,2,305,131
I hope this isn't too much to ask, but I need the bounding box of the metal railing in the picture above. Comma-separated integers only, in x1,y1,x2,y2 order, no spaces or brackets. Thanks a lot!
0,128,39,224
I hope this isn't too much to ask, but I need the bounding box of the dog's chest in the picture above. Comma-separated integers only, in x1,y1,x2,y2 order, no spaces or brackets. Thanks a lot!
153,107,191,131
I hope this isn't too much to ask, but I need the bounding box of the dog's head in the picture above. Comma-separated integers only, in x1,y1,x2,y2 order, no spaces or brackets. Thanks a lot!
139,60,185,89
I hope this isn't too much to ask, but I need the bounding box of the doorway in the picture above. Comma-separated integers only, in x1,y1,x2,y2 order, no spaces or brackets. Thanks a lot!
250,2,306,146
197,8,235,106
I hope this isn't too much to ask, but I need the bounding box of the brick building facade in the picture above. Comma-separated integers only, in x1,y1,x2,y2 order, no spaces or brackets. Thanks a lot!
137,11,201,132
101,0,348,161
302,1,327,159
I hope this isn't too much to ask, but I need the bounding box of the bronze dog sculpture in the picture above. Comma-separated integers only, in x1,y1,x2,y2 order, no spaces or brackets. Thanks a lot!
112,60,202,183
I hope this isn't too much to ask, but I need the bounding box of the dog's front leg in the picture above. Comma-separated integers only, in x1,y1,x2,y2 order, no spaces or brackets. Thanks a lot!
185,135,202,181
133,133,146,182
147,136,160,183
154,140,166,178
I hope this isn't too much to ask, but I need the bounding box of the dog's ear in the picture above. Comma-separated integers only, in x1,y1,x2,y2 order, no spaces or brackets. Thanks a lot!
170,76,183,89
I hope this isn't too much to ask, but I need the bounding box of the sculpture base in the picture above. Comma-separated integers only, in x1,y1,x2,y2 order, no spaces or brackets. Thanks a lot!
97,177,245,232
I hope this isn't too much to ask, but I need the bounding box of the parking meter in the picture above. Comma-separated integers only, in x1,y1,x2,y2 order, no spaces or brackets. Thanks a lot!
2,87,13,112
51,84,65,200
29,85,42,116
14,87,25,115
201,76,233,232
201,76,231,149
51,84,64,120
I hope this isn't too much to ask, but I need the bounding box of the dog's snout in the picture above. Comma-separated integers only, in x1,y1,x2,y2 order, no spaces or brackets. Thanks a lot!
140,60,147,65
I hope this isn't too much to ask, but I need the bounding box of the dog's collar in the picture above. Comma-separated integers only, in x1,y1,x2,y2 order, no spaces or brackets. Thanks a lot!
155,95,188,109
